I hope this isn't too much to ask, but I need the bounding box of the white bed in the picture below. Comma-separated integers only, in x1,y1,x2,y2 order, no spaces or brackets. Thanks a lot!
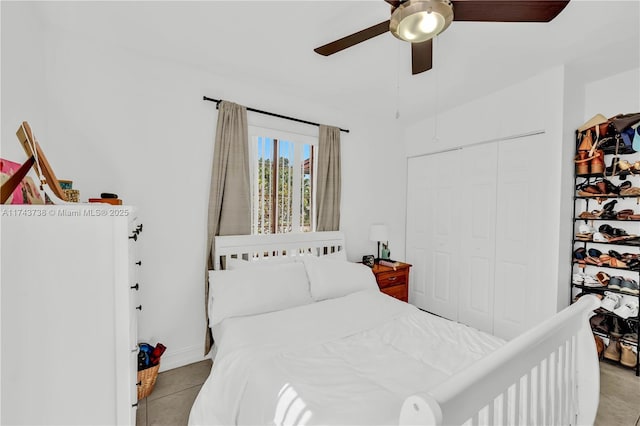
189,231,600,426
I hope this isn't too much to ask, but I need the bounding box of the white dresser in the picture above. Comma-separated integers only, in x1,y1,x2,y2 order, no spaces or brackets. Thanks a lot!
1,204,141,425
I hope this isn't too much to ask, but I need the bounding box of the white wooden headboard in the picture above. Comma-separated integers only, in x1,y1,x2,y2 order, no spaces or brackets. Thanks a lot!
213,231,345,270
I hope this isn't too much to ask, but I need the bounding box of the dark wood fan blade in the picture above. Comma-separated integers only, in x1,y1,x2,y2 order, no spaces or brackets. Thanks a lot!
314,20,390,56
411,39,433,75
452,0,570,22
383,0,401,7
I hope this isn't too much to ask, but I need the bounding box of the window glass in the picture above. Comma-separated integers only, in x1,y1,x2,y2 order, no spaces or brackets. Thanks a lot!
250,127,317,234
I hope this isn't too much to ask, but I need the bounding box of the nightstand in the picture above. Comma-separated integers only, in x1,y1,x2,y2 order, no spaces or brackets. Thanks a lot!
371,262,411,302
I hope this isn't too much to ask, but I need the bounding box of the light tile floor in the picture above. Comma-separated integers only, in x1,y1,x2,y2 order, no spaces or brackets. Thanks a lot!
595,361,640,426
137,359,639,426
137,359,212,426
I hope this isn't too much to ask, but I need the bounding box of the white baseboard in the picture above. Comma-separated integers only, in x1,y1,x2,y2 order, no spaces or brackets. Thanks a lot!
159,344,208,372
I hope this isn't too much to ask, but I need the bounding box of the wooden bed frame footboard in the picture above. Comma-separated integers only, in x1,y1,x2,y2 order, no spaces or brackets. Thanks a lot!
399,295,601,426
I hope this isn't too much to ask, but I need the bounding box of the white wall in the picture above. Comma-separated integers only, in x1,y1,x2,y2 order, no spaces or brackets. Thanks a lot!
1,4,406,370
584,68,640,118
404,67,569,324
404,63,640,318
1,2,47,159
405,68,560,156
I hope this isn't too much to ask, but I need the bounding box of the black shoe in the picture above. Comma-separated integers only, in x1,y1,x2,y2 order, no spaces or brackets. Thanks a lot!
610,317,624,338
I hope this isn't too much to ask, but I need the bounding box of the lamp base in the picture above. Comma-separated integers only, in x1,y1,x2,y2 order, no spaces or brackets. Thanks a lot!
381,247,391,260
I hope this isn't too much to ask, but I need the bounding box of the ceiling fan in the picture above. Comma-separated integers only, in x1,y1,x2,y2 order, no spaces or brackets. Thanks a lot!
314,0,570,75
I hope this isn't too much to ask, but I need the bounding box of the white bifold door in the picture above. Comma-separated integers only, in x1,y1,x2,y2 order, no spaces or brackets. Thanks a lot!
406,135,548,339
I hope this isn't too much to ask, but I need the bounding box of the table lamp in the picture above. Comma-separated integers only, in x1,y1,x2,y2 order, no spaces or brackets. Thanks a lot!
369,224,388,261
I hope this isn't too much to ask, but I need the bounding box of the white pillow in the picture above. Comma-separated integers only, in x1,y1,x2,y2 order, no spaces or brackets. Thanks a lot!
296,248,347,262
319,249,347,261
302,256,378,301
226,256,297,270
209,262,312,326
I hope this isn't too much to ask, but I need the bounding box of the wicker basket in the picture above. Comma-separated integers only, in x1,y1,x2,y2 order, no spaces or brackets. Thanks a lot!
137,363,160,400
63,189,80,202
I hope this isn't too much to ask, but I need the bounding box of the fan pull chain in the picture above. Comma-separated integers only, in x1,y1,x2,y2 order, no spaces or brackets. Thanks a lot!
395,43,401,120
433,36,440,143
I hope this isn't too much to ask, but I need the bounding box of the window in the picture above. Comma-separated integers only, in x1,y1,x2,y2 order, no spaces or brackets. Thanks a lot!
249,127,317,234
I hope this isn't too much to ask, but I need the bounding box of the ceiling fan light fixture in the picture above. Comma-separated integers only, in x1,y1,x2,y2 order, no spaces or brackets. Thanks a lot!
390,0,453,43
398,11,444,41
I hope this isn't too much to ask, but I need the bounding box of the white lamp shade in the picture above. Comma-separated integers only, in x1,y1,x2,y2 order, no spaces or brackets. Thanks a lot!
369,224,389,242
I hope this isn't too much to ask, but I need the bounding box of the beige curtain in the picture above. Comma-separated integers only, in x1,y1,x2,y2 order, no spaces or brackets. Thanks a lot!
316,125,341,231
204,100,251,353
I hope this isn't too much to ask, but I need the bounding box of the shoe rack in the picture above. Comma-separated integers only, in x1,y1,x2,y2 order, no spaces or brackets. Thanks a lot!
572,126,640,376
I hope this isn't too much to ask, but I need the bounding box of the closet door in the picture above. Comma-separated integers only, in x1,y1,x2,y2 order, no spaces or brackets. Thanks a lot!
457,143,498,334
406,150,460,321
493,135,546,340
407,137,550,338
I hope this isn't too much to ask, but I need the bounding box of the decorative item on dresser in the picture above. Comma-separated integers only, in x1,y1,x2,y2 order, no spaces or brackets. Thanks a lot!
369,223,389,260
362,254,375,268
15,121,69,203
1,205,142,425
371,261,411,302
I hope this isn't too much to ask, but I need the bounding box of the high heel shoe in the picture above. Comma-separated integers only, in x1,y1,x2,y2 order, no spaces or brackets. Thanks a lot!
609,249,623,260
618,181,633,193
606,156,621,176
606,157,634,178
619,160,634,173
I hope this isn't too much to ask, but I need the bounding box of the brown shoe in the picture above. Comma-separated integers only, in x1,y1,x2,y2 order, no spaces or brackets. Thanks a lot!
594,335,605,359
622,333,638,344
604,339,621,362
591,150,605,174
620,343,637,368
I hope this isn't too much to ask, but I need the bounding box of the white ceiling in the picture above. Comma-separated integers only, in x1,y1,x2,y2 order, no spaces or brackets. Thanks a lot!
35,0,640,125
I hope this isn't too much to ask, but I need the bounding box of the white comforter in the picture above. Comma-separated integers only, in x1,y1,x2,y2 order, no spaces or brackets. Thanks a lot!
189,290,505,426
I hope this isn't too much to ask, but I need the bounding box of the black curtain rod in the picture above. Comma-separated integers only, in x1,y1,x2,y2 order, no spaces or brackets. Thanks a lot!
203,96,349,133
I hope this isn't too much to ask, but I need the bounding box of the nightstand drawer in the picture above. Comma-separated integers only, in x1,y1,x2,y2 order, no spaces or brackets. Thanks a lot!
370,262,411,303
381,284,408,302
376,270,407,289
